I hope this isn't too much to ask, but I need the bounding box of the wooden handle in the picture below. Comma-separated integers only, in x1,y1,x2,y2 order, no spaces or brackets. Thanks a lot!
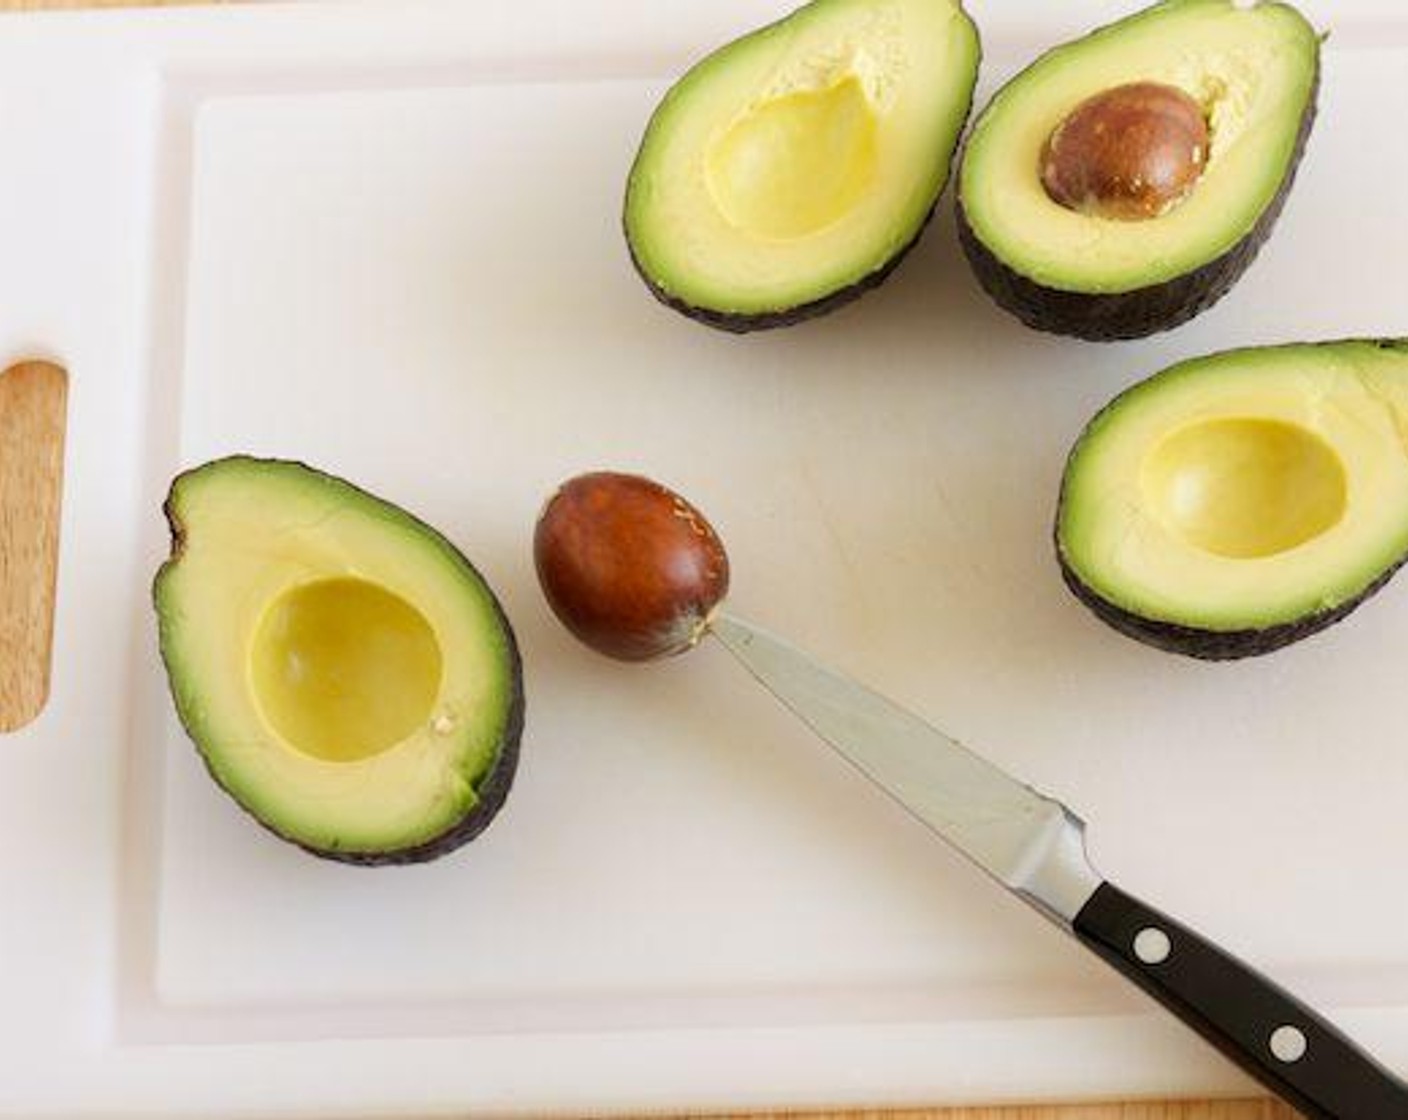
0,359,67,733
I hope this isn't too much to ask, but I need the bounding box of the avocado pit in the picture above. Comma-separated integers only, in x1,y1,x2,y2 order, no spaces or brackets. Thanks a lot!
1040,81,1210,222
535,472,729,662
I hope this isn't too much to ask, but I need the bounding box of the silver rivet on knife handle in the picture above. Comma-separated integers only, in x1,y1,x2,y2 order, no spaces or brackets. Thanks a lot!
708,611,1408,1116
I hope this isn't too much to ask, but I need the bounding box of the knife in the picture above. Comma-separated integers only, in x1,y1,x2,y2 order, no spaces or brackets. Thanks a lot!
709,610,1408,1120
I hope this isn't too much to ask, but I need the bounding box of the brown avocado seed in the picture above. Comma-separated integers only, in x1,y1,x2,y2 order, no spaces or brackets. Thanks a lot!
534,472,730,662
1040,81,1210,221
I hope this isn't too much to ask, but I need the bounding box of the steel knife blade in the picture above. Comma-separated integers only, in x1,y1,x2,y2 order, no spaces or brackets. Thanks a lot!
709,610,1408,1120
709,611,1099,924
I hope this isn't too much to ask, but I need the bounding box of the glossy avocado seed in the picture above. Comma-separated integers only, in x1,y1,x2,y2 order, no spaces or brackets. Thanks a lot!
1040,82,1210,221
534,472,730,662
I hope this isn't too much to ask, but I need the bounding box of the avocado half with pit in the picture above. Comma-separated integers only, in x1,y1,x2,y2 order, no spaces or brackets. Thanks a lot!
624,0,980,331
1057,341,1408,660
958,0,1320,341
154,457,523,864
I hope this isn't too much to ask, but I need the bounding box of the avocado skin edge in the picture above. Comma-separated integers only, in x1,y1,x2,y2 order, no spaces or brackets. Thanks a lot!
628,215,930,333
1056,549,1405,660
155,455,525,867
955,68,1319,342
313,601,524,866
624,25,982,335
1053,339,1408,659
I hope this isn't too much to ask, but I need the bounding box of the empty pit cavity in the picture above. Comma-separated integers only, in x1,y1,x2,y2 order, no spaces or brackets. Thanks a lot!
1142,418,1347,559
706,75,878,240
251,577,443,763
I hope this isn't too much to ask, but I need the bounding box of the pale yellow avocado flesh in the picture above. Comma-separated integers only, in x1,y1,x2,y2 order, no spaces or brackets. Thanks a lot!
156,459,516,854
1059,343,1408,631
626,0,980,314
961,0,1319,293
250,577,444,765
705,76,880,241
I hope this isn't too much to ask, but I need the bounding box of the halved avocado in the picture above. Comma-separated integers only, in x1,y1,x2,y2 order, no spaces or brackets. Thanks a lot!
154,457,523,864
624,0,980,331
1057,341,1408,659
958,0,1320,341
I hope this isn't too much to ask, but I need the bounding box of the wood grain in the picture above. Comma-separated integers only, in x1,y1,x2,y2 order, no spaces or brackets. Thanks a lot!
756,1105,1298,1120
0,0,232,9
0,360,67,732
0,1,1305,1117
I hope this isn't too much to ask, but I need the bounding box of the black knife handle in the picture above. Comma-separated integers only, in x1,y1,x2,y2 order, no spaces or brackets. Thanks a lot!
1074,881,1408,1120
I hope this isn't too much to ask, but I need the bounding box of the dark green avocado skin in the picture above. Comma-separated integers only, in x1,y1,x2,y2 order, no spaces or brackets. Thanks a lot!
957,70,1318,342
156,456,525,867
627,35,981,334
1053,339,1408,659
629,208,934,333
1056,547,1404,660
315,628,524,867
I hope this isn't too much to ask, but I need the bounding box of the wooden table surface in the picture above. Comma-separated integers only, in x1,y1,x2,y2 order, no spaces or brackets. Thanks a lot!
0,1,1302,1117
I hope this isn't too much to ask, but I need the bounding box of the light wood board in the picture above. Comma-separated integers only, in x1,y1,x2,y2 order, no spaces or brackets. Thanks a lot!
735,1106,1297,1120
0,360,66,732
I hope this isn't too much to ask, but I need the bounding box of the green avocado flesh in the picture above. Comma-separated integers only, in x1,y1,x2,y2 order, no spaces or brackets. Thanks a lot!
154,457,522,863
625,0,980,328
959,0,1319,335
1058,342,1408,659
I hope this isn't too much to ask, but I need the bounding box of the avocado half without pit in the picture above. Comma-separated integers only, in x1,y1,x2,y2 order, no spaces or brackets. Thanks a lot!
154,457,523,864
624,0,981,331
1057,341,1408,660
958,0,1320,341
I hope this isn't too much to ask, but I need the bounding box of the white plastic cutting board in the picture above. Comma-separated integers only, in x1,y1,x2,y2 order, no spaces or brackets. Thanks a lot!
3,1,1408,1116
